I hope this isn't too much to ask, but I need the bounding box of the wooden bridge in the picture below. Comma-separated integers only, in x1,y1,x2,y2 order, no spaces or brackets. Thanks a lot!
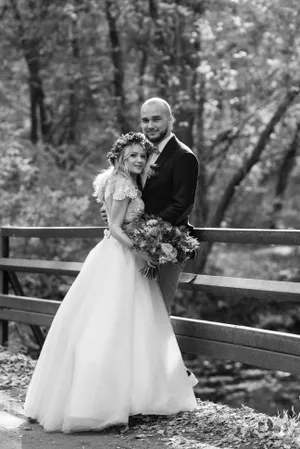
1,226,300,374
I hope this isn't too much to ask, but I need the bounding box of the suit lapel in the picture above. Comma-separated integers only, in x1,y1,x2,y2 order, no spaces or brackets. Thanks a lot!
155,135,178,170
143,136,179,190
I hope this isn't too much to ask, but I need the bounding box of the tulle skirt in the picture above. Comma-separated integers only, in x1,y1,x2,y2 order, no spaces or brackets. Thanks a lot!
24,233,197,433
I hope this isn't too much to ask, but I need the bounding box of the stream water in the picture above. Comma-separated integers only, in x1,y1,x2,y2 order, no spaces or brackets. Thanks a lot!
185,356,300,417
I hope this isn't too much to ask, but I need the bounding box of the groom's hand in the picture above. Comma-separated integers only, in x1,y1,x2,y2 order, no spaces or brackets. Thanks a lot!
100,205,108,224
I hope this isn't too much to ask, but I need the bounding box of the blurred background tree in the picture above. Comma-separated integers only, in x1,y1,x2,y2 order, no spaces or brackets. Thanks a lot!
1,0,300,240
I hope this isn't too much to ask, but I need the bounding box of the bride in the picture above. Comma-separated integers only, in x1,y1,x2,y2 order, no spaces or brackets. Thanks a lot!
24,131,197,433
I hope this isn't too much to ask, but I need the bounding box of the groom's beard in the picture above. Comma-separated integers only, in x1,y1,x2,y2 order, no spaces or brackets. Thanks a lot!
144,126,169,144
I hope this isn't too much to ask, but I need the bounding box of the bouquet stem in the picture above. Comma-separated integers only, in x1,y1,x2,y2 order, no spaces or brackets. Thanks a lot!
140,264,159,280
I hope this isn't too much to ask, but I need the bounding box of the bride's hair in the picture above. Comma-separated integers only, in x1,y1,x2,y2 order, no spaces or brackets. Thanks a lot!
117,145,137,179
108,132,152,162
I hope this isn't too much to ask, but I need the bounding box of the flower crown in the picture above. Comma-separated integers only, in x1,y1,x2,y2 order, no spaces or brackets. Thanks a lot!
107,132,154,165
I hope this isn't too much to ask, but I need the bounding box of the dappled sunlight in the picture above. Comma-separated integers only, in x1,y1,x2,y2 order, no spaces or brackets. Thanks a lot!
0,410,24,429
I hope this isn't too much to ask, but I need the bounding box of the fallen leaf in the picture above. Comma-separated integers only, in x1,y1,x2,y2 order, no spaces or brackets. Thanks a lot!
135,434,146,439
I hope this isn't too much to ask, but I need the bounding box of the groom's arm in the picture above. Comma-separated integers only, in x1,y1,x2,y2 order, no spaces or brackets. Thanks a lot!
159,152,198,225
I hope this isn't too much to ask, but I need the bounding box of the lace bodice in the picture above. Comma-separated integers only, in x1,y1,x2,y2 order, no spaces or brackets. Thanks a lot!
93,170,144,224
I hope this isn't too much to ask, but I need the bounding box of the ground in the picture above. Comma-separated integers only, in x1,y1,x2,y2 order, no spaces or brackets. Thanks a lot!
1,347,300,449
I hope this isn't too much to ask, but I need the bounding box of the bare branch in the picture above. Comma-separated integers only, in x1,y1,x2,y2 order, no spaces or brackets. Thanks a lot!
209,86,300,228
269,122,300,228
194,86,300,273
0,3,8,21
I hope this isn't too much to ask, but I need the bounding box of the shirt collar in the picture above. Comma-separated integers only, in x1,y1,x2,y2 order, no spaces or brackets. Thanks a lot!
157,133,174,153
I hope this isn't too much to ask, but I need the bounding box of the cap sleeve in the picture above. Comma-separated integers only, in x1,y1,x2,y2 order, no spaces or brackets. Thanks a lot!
112,175,138,201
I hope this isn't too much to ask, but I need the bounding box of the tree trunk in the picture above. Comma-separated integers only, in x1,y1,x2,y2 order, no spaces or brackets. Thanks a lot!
10,0,51,144
192,71,207,227
137,49,148,104
148,0,158,19
26,50,51,143
105,0,129,134
67,12,80,144
269,122,300,228
29,81,39,144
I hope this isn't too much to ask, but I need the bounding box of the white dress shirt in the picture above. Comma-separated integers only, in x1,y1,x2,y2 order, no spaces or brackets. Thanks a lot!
142,133,174,187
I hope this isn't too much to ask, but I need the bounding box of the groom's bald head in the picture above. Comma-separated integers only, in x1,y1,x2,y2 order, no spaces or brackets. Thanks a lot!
141,97,173,119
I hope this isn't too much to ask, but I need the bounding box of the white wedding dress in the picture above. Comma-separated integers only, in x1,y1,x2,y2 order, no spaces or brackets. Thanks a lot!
24,173,197,433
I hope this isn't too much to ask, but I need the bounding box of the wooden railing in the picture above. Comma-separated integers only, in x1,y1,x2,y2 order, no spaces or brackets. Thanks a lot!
1,226,300,374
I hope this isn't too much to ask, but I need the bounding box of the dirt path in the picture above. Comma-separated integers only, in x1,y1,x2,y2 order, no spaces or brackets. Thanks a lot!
0,391,222,449
1,387,300,449
0,415,168,449
0,390,166,449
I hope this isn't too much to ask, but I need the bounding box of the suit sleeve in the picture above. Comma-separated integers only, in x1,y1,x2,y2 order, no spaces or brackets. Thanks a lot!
159,152,198,225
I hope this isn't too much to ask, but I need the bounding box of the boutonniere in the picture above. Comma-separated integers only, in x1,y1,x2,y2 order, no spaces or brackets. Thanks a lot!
147,163,159,180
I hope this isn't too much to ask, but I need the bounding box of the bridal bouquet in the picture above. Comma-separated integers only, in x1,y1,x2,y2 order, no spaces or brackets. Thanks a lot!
124,215,200,280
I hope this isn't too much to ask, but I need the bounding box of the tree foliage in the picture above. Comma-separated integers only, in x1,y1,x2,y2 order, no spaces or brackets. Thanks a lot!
1,0,300,272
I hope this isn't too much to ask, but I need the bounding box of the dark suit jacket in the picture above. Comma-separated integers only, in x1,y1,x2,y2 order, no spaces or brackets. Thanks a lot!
142,135,199,228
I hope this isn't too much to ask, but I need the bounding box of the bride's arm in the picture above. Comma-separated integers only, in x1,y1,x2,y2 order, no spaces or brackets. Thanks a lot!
109,197,134,249
109,198,158,265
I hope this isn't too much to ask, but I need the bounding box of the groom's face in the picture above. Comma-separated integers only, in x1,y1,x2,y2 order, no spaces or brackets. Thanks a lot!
140,103,172,144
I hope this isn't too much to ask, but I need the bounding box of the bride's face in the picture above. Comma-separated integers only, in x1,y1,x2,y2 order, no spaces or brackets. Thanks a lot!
125,144,147,176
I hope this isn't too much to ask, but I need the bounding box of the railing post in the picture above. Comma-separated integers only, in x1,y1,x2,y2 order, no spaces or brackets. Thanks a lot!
0,234,9,346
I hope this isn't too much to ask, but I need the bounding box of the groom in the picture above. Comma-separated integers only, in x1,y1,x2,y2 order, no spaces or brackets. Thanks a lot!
140,97,199,312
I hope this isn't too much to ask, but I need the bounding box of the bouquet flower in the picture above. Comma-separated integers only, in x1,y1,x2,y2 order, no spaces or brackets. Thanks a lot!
124,214,200,280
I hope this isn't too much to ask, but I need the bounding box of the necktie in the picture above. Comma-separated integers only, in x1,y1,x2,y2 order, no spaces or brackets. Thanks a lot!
150,146,160,165
142,146,160,187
